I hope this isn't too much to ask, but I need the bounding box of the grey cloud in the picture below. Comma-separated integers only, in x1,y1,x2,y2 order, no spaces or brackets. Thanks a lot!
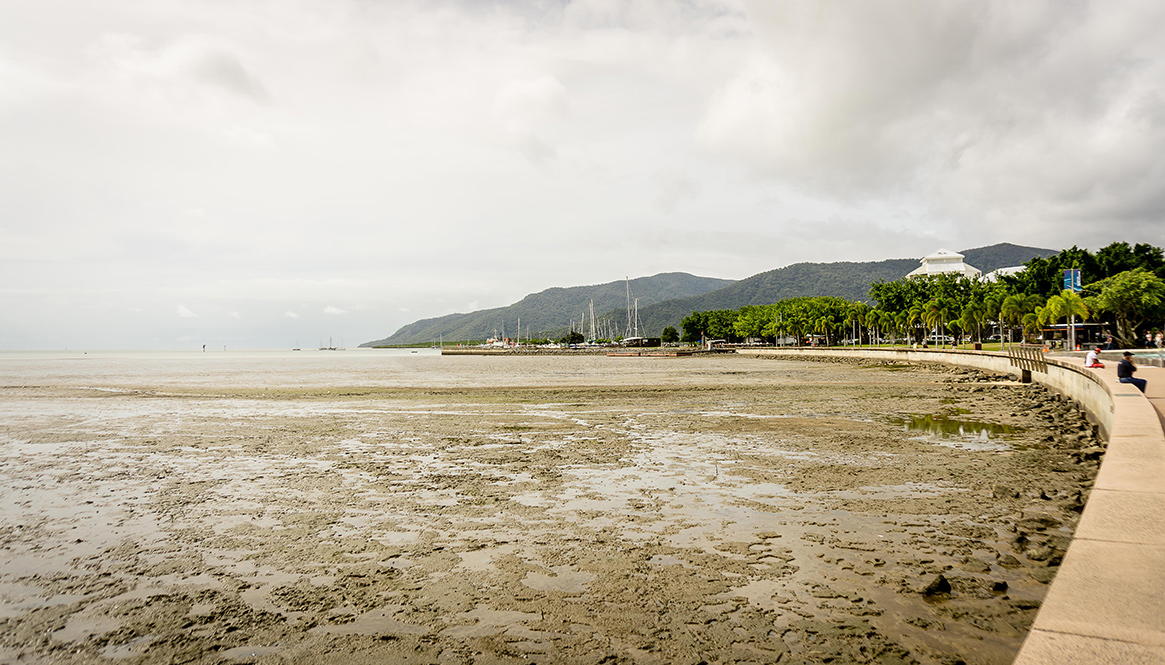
698,1,1165,235
190,50,270,103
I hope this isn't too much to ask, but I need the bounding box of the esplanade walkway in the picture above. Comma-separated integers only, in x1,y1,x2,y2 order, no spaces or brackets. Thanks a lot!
739,346,1165,665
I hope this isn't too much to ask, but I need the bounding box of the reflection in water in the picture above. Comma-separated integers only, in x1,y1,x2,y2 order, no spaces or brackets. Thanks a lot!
896,414,1018,439
892,414,1020,452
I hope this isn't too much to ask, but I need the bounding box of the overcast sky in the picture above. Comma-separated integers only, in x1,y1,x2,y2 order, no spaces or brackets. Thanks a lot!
2,0,1163,349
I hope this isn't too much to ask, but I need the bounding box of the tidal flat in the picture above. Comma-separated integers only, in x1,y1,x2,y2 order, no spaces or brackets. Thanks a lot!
0,351,1101,664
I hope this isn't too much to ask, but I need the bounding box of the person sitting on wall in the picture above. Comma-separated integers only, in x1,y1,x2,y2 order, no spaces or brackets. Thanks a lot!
1085,346,1105,368
1117,351,1147,393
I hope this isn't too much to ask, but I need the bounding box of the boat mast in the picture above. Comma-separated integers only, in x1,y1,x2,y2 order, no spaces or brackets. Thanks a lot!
589,300,596,342
625,277,631,339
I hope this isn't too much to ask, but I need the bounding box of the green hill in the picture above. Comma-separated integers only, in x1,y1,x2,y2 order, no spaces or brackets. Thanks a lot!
960,243,1057,273
612,243,1056,337
362,243,1056,345
624,259,917,337
361,272,735,346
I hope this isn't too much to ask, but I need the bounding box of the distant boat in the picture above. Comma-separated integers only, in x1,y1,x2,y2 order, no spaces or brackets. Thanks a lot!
319,337,337,351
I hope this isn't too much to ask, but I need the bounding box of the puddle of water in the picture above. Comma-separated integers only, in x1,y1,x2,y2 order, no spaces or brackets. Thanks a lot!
895,414,1018,437
893,415,1018,451
522,566,595,593
457,545,517,572
717,579,788,611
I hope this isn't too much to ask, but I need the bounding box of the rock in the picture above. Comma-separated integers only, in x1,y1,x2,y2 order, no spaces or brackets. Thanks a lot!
992,581,1008,593
996,554,1022,569
1075,447,1105,462
1031,567,1058,584
992,484,1019,499
1018,515,1061,532
1026,546,1053,562
920,574,952,597
1010,534,1029,553
959,558,991,573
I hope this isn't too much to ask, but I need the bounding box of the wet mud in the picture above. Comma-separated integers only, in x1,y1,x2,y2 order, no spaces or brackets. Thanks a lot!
0,355,1102,664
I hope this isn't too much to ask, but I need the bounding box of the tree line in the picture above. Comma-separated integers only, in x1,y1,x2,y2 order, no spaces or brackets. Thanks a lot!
679,242,1165,347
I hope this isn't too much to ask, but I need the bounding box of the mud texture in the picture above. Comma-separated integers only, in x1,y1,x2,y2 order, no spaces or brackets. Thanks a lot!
0,354,1102,664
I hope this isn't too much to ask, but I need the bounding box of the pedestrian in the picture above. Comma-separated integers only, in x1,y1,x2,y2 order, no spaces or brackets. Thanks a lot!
1155,330,1163,348
1117,351,1147,393
1085,345,1104,368
1105,333,1114,350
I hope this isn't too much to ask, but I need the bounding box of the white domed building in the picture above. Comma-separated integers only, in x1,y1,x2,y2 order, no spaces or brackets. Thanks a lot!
906,248,982,279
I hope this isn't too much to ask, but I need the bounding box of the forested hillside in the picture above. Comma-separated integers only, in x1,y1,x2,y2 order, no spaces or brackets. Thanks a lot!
362,243,1056,345
361,273,734,346
624,259,918,339
960,243,1057,272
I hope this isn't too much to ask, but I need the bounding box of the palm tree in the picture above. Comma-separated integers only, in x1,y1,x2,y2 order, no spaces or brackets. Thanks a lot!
814,316,832,346
1060,290,1090,350
923,298,954,347
1038,295,1066,328
1000,294,1027,348
1022,309,1043,343
907,303,925,345
878,310,894,346
894,311,908,348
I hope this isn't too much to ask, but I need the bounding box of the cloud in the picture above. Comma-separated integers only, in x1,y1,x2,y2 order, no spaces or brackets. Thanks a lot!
94,33,270,103
177,305,196,318
653,167,700,212
493,76,568,165
2,0,1164,351
285,310,299,318
692,1,1165,240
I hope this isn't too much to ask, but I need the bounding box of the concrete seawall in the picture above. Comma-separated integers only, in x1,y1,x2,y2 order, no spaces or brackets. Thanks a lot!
741,347,1165,664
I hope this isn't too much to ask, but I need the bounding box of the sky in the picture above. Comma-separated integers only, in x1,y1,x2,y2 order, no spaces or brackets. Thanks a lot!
2,0,1164,350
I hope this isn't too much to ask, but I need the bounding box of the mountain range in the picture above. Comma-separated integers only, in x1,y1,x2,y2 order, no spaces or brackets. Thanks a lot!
361,243,1055,346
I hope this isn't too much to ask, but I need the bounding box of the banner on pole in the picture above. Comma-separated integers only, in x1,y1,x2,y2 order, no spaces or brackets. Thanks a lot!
1063,269,1082,293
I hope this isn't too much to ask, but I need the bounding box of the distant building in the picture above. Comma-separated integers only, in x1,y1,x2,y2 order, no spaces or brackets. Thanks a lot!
982,266,1025,282
906,248,982,279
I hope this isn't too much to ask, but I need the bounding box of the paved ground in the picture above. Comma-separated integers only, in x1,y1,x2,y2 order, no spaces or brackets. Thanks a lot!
1054,350,1165,430
1023,349,1165,665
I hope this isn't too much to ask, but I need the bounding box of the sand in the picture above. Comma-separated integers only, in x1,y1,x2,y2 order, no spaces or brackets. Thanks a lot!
0,353,1102,664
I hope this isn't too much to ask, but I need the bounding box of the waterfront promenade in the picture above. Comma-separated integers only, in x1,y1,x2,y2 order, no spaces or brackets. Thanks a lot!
743,347,1165,664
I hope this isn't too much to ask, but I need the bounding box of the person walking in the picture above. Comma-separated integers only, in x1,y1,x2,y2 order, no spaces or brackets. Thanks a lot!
1117,351,1148,393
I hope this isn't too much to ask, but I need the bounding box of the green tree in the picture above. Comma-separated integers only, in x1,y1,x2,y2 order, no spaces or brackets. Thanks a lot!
661,326,679,344
1086,268,1165,344
560,330,584,345
1000,294,1032,347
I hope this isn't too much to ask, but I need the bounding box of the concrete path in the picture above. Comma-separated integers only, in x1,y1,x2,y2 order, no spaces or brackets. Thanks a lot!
1015,354,1165,664
1055,350,1165,431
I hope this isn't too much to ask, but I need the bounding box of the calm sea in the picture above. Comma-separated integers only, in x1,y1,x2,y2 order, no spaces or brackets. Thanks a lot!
0,348,783,391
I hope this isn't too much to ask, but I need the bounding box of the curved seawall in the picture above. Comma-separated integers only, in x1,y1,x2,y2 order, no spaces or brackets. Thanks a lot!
742,347,1165,664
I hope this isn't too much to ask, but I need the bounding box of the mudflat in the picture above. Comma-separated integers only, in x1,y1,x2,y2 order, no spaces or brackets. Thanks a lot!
0,352,1101,664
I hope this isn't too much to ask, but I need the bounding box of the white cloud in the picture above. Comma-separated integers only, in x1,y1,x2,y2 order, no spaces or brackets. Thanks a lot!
177,305,196,318
1,0,1163,350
